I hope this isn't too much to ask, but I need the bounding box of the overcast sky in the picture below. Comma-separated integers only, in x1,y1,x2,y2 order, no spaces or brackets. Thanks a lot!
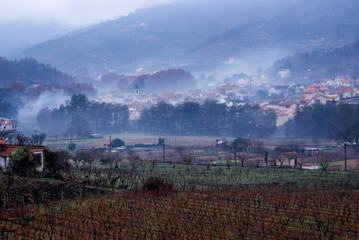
0,0,183,27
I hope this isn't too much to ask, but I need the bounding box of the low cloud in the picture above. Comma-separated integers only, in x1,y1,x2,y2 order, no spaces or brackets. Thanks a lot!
17,90,70,132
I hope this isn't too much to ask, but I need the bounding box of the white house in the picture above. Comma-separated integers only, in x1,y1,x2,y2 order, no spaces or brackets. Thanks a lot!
0,117,15,132
0,141,45,172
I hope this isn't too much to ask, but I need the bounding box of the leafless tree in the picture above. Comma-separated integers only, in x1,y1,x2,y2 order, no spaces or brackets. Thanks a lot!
318,152,332,171
111,152,124,169
127,149,140,170
182,153,193,171
238,153,248,167
276,153,285,168
225,154,232,169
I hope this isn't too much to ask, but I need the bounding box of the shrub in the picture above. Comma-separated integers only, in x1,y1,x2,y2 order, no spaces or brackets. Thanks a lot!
9,147,35,177
142,177,173,193
110,138,125,148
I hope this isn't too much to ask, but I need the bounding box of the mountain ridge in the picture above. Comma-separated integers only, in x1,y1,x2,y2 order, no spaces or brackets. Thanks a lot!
17,0,359,79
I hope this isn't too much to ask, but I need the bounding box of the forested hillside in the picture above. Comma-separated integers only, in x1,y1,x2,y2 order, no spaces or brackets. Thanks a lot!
0,57,74,87
272,41,359,82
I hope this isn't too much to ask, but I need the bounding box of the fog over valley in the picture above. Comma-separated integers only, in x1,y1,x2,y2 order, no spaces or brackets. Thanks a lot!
2,1,359,239
1,0,359,135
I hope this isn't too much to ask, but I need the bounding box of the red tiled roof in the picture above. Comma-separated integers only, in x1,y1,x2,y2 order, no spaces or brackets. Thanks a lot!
278,101,295,106
0,145,45,157
334,86,354,94
299,99,312,105
304,89,317,94
312,94,324,99
339,79,355,82
0,120,12,125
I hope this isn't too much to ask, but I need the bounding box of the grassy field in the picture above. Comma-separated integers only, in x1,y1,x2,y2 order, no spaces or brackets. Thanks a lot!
44,133,227,150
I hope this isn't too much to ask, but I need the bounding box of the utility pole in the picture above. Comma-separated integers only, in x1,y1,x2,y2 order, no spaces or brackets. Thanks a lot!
162,138,165,163
109,135,112,156
234,140,237,166
159,138,165,163
344,143,347,171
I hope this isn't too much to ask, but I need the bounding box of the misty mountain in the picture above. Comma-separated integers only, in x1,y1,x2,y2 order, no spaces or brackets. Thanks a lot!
16,0,301,77
0,21,70,57
17,0,359,78
271,41,359,83
0,57,74,87
190,0,359,65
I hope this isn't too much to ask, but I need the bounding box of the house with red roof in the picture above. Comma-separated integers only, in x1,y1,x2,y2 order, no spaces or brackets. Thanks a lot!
334,76,356,89
303,89,325,99
278,102,297,118
0,118,15,132
312,94,327,104
0,140,46,172
298,99,313,109
306,84,331,95
334,86,359,99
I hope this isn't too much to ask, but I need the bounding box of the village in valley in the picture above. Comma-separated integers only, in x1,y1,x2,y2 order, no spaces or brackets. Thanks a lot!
2,0,359,238
102,72,359,127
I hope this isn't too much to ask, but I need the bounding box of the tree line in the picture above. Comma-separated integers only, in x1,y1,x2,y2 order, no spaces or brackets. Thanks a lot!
36,94,129,138
35,96,276,138
136,100,276,137
286,103,359,151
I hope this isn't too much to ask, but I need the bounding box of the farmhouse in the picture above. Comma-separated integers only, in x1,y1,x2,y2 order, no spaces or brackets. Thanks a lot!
0,117,15,132
0,140,45,172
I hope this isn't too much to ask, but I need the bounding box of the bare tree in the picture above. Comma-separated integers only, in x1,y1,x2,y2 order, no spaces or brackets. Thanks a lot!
225,154,232,169
182,153,193,171
167,151,177,168
111,152,124,169
238,153,248,167
146,151,157,171
318,152,332,171
276,153,285,168
127,149,140,170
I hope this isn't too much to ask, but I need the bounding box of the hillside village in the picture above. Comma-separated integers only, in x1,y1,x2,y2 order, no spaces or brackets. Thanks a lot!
100,73,359,127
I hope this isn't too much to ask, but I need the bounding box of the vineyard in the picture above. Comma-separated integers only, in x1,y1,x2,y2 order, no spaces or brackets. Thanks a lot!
1,145,359,239
1,183,359,239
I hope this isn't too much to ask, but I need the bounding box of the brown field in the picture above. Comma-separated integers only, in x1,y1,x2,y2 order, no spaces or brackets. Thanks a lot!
332,159,359,171
1,184,358,240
